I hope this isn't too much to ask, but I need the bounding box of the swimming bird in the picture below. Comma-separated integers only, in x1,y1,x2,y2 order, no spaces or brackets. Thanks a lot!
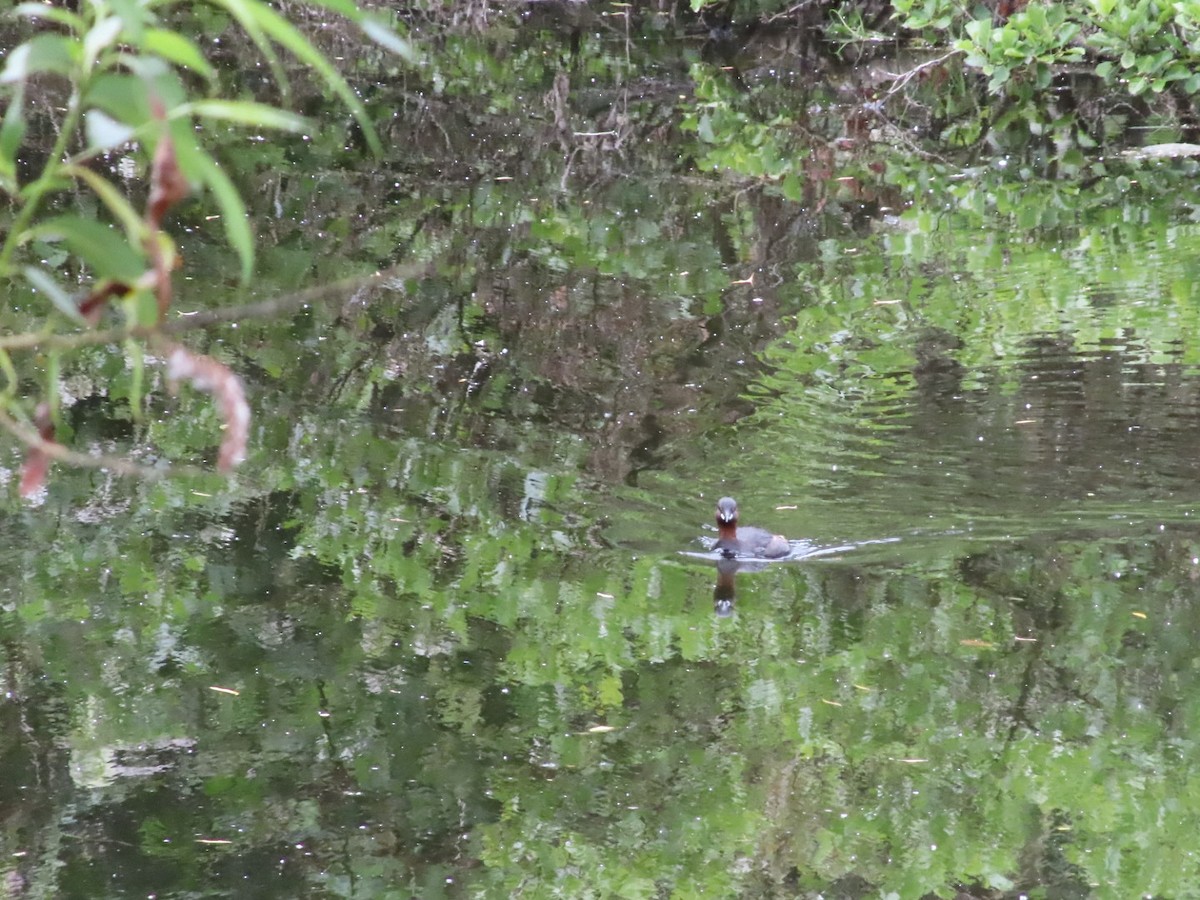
713,497,790,559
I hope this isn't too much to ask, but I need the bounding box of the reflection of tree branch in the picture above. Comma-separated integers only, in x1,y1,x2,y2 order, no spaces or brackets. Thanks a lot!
764,0,823,23
1006,639,1044,741
0,260,431,354
4,262,433,486
883,50,962,96
0,407,208,481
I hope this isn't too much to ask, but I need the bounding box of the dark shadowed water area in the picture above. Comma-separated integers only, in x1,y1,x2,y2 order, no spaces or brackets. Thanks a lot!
7,8,1200,898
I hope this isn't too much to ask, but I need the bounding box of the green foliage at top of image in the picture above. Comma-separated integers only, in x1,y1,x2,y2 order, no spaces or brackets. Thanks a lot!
688,0,1200,148
890,0,1200,98
0,0,415,286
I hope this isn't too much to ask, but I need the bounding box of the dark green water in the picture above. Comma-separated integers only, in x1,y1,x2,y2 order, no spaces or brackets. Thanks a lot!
6,12,1200,900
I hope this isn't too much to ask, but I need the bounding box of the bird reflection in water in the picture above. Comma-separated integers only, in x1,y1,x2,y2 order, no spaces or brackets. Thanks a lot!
710,555,791,616
713,556,741,617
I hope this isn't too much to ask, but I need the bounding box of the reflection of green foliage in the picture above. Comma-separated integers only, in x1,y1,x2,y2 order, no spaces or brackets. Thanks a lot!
13,218,1200,898
9,6,1200,899
682,64,837,205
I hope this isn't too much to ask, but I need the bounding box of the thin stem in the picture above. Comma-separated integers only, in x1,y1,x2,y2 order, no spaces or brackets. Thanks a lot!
0,406,206,482
0,259,431,353
0,349,18,399
0,80,87,273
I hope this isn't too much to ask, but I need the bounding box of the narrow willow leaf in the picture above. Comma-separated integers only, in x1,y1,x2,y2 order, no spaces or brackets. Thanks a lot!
85,109,136,151
0,81,26,189
141,29,217,81
45,351,61,418
66,166,151,247
117,54,172,82
12,3,85,32
186,148,254,282
184,100,310,132
108,0,150,41
22,267,87,324
1,45,34,84
0,35,77,84
300,0,361,17
302,0,415,61
33,216,146,281
82,16,124,73
124,286,159,327
223,0,383,155
84,72,152,125
209,0,291,98
125,338,144,422
163,118,255,281
0,349,18,398
360,17,419,64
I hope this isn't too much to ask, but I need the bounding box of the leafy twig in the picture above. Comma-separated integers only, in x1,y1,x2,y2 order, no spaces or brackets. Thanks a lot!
0,260,432,354
0,406,206,485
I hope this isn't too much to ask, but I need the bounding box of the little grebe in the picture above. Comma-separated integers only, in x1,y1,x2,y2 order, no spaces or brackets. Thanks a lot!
714,497,790,559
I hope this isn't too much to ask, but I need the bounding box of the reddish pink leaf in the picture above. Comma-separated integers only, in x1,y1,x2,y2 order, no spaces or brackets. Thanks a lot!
18,403,56,497
164,344,249,471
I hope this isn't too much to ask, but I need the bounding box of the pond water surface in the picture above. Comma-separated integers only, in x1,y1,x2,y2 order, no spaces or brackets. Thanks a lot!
5,10,1200,899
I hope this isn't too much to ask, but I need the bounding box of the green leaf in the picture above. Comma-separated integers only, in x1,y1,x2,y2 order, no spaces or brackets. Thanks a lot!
22,267,86,324
12,2,85,31
0,81,26,190
32,215,146,282
988,65,1012,92
67,166,150,247
44,350,61,418
108,0,150,41
119,56,189,109
82,16,124,73
84,109,136,152
125,338,145,421
965,17,992,47
303,0,377,17
303,0,409,49
125,286,159,328
360,17,419,64
0,35,76,84
214,0,383,155
84,73,152,126
208,0,292,100
0,349,18,399
183,100,310,132
181,143,254,282
141,29,218,81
